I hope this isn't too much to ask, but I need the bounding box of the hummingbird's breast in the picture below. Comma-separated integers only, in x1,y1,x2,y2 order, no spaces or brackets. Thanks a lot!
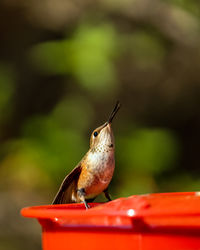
77,148,115,199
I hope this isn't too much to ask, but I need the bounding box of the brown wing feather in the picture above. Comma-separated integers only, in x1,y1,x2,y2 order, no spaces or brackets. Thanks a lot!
52,165,82,204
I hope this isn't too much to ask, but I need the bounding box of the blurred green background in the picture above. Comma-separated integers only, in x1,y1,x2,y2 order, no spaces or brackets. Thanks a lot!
1,0,200,249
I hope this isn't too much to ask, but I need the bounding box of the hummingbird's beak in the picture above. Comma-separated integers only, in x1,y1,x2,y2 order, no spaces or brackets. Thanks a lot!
107,101,121,124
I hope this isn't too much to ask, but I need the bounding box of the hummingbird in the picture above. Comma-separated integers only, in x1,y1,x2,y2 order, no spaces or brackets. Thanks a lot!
52,101,121,209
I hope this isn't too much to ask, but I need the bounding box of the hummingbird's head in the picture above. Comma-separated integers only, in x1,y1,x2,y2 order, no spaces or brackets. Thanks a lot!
90,101,121,151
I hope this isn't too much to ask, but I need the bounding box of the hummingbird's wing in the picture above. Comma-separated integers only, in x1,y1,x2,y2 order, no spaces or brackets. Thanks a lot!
52,164,82,204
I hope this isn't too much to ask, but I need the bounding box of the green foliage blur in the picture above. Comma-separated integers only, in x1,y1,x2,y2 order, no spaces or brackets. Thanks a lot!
1,0,200,249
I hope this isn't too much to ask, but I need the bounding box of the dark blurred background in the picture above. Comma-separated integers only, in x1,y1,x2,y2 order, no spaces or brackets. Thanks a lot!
1,0,200,249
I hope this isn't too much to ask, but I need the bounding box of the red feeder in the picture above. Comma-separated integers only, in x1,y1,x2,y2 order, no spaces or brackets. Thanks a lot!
21,192,200,250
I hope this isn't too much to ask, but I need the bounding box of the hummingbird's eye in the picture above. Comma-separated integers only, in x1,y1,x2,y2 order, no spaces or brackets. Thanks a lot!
93,131,98,137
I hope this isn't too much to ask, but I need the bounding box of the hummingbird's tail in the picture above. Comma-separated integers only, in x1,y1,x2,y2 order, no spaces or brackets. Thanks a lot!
52,165,82,204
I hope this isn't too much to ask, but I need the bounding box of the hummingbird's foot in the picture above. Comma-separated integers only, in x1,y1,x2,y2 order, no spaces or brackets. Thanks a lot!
83,200,90,209
103,188,112,202
77,188,90,209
